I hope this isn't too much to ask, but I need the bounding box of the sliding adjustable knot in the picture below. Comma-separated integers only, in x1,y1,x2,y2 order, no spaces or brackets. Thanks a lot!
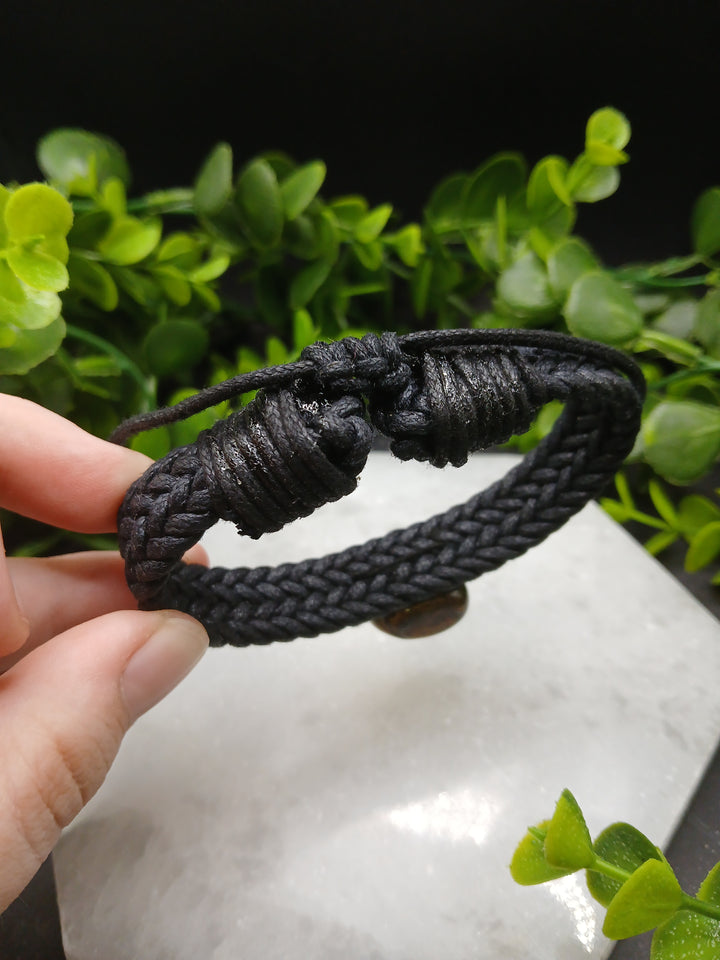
195,388,373,540
114,328,646,646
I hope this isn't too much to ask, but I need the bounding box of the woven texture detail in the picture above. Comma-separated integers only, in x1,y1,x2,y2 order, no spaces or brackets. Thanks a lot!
115,329,645,646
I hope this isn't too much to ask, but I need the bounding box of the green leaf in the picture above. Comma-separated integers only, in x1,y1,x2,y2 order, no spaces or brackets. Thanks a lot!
588,822,662,907
603,859,682,940
67,254,119,310
586,107,631,151
601,499,632,523
355,204,393,244
194,142,234,217
74,354,123,378
0,314,66,375
643,401,720,485
6,248,68,292
547,238,599,297
289,259,332,310
652,299,698,339
153,265,192,306
651,911,720,960
129,426,172,460
527,156,572,212
114,268,163,307
693,290,720,358
411,258,433,319
425,173,468,228
98,216,162,265
685,521,720,572
544,790,594,869
463,153,526,222
37,128,130,191
496,252,558,320
0,281,61,330
585,141,629,166
157,232,201,263
677,495,720,535
567,156,621,202
691,187,720,257
648,479,679,526
697,861,720,905
645,530,679,556
328,196,368,229
280,161,326,220
564,271,643,345
353,240,383,271
387,224,425,267
235,158,283,249
143,320,209,377
4,183,74,242
510,820,577,885
68,209,113,248
188,253,231,284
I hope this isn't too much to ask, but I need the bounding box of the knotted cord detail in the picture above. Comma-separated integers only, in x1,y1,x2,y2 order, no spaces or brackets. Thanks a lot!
114,328,645,646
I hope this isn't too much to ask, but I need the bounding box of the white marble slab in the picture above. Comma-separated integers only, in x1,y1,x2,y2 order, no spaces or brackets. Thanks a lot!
54,453,720,960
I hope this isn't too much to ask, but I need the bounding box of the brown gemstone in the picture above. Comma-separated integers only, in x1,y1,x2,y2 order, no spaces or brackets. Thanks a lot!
373,585,469,638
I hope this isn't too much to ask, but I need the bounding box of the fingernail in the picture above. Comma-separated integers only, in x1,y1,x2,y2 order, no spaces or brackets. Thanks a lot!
122,612,209,722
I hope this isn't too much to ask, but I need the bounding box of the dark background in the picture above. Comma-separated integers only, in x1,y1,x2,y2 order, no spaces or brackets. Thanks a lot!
0,0,719,267
1,2,720,957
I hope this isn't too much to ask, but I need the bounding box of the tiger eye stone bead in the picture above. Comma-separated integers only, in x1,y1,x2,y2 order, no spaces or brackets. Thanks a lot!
373,585,469,638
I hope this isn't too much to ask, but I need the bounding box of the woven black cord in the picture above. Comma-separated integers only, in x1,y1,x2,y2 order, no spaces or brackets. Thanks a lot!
115,329,645,646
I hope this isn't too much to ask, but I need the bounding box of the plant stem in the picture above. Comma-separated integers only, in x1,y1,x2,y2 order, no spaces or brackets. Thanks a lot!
680,893,720,922
64,324,156,409
591,856,633,885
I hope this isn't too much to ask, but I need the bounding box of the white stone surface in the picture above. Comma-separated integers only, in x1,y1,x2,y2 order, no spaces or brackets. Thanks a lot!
54,453,720,960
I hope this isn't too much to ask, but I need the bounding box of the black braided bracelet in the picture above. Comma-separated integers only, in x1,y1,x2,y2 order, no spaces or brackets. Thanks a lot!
112,328,645,647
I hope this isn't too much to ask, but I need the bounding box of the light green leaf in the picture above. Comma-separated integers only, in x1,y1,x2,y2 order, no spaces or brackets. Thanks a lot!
496,252,558,320
387,224,425,267
653,299,698,339
691,187,720,257
425,173,467,228
603,859,682,940
642,401,720,484
129,426,172,460
527,156,572,212
355,204,393,244
143,320,208,377
697,861,720,905
156,232,201,263
677,495,720,536
292,308,319,350
463,153,526,222
4,183,74,243
153,265,192,306
98,216,162,265
601,499,632,523
547,238,599,297
644,530,679,556
510,821,576,886
188,253,231,283
564,271,642,345
585,141,629,166
588,822,662,907
0,282,61,330
567,156,621,202
685,522,720,572
67,255,119,311
37,128,130,191
651,911,720,960
280,161,326,220
100,177,127,218
0,314,66,374
328,196,368,229
235,158,283,249
693,290,720,358
289,259,332,310
6,248,68,292
74,354,123,377
648,480,678,526
544,790,594,870
586,108,631,151
114,268,163,307
353,240,383,271
194,142,234,217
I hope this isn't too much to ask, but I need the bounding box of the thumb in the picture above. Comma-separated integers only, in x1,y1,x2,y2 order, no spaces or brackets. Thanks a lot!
0,609,208,912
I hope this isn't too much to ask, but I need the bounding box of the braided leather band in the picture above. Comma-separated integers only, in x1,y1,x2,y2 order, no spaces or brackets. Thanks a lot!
114,329,645,647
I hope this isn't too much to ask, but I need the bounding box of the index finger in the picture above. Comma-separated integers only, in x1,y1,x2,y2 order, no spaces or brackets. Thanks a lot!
0,394,152,533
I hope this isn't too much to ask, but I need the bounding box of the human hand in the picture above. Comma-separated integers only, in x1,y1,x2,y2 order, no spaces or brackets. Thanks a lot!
0,394,209,913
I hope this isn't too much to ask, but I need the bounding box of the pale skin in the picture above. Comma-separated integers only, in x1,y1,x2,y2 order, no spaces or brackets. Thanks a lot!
0,394,210,913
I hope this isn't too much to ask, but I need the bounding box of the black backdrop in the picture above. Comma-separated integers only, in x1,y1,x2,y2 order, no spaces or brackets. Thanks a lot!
0,0,718,265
